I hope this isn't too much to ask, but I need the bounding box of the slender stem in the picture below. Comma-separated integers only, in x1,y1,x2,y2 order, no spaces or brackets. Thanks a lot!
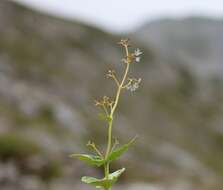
103,45,130,188
105,118,113,160
112,75,120,87
105,62,129,159
111,45,130,116
93,145,104,158
102,105,109,116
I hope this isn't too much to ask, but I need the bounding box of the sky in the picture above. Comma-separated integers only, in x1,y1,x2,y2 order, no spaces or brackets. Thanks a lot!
13,0,223,33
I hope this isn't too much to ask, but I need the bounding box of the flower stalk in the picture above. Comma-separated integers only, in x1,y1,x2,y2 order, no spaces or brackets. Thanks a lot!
70,39,142,190
104,44,130,183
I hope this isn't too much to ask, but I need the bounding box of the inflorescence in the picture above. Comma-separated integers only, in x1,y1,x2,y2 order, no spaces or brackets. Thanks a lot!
70,39,142,190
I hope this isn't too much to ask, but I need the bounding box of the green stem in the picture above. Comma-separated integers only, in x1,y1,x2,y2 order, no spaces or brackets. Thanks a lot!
103,45,130,189
104,119,113,180
105,62,129,160
105,118,113,159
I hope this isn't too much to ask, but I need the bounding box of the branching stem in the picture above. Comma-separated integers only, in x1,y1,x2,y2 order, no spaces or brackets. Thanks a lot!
104,45,130,188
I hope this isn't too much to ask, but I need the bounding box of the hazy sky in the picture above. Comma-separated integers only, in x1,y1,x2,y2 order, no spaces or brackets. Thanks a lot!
13,0,223,32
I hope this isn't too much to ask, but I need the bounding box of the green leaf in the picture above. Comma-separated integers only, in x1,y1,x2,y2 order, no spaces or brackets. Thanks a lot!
70,154,105,167
98,113,112,122
82,168,125,189
81,176,103,189
107,136,138,162
108,168,126,181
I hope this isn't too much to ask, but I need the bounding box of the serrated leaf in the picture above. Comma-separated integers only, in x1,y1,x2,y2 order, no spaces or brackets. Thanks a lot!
107,136,138,162
82,168,125,189
98,113,112,122
70,154,105,167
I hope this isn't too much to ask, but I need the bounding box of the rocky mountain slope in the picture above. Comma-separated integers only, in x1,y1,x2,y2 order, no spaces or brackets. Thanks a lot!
0,1,222,190
134,17,223,77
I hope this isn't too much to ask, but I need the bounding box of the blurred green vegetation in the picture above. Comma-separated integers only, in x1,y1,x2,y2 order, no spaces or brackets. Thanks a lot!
0,133,41,160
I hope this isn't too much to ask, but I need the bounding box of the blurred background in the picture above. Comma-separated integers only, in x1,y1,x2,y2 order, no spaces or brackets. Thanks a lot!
0,0,223,190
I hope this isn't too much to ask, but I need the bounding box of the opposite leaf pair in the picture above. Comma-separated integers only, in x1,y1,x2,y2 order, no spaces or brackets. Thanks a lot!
70,136,137,189
82,168,125,189
70,136,137,166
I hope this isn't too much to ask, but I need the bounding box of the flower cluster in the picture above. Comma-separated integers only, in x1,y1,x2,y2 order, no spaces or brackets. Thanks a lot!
134,48,143,63
95,96,114,107
118,39,143,91
122,49,142,64
118,38,131,47
106,70,116,78
125,78,142,92
95,96,114,113
106,70,119,86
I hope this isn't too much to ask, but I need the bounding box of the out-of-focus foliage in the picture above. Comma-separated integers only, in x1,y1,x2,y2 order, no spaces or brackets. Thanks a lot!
0,134,41,160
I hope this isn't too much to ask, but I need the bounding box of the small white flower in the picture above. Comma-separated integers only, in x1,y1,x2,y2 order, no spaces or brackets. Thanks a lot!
126,85,131,90
133,83,139,89
128,84,137,92
126,84,135,91
134,48,143,56
130,87,136,92
126,78,141,92
135,56,141,63
134,48,142,63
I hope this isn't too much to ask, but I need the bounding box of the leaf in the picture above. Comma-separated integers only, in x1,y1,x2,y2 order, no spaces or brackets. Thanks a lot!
107,136,138,162
98,113,112,122
82,168,125,189
81,176,103,189
70,154,105,167
108,168,126,181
